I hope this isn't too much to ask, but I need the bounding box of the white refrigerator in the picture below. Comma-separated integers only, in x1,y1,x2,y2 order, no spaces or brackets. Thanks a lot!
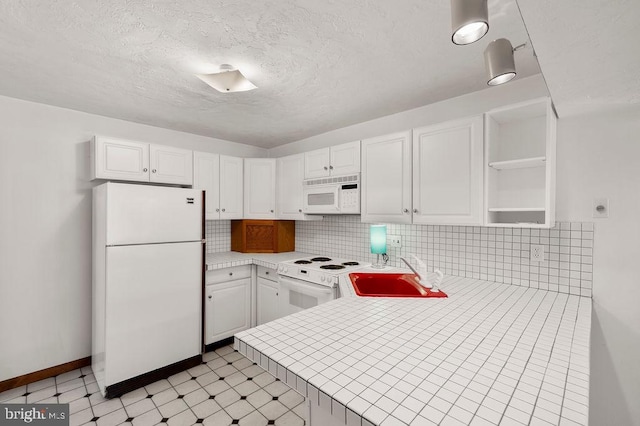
92,182,204,397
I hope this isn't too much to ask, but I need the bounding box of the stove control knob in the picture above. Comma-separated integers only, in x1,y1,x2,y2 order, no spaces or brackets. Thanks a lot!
283,266,288,273
321,275,326,282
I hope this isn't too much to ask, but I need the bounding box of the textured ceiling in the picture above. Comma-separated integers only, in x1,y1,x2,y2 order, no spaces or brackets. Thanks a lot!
517,0,640,117
0,0,540,147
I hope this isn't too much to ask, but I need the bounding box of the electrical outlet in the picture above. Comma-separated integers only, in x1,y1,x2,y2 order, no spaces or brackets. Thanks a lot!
388,235,402,248
531,244,544,262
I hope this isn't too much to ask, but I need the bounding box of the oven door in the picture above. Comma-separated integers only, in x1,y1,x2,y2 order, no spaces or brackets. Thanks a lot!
302,185,340,214
279,276,336,316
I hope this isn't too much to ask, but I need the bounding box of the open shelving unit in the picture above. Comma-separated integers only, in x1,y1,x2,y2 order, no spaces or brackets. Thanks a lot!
484,98,556,228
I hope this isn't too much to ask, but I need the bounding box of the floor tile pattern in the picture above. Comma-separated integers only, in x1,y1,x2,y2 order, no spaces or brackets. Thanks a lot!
0,345,306,426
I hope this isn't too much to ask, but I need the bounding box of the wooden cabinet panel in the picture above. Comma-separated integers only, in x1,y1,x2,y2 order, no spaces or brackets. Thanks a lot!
231,220,295,253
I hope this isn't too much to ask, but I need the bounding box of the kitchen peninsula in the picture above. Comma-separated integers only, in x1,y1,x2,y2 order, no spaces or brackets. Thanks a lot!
235,275,591,426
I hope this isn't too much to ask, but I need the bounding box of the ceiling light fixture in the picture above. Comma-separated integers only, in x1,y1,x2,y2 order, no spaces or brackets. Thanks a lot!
196,64,257,93
451,0,489,45
484,39,526,86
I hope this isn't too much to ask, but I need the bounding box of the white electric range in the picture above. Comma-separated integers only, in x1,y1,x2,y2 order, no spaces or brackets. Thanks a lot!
277,256,370,315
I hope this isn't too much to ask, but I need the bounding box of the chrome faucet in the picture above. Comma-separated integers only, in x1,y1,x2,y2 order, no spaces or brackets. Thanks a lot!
400,257,421,282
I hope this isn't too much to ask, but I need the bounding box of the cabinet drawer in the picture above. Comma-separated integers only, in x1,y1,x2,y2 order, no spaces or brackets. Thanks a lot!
257,266,277,282
206,265,252,285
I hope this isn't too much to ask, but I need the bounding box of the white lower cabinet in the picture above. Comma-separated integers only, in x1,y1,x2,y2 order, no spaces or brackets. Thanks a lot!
257,278,280,325
205,266,251,345
256,266,281,325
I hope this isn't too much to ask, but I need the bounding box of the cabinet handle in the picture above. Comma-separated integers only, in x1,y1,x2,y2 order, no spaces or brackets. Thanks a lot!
208,295,212,300
216,208,220,212
222,208,226,212
403,208,409,213
270,209,274,213
329,165,334,170
143,168,148,172
413,209,418,213
152,169,157,173
265,271,269,275
229,272,233,276
298,209,302,213
323,166,328,170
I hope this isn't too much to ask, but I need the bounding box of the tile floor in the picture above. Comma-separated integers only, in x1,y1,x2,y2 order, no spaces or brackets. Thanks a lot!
0,345,307,426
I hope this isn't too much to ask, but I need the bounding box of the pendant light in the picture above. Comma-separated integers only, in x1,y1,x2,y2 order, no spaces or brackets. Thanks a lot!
451,0,489,45
484,38,517,86
196,64,257,93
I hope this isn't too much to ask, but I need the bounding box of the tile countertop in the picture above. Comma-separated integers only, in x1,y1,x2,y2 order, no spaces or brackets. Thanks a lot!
234,273,591,426
205,251,314,270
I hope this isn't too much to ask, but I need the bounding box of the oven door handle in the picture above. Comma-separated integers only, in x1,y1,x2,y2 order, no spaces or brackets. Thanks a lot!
279,276,335,296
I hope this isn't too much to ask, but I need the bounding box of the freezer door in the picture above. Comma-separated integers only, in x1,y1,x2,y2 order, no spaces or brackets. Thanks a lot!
106,183,202,245
104,242,202,386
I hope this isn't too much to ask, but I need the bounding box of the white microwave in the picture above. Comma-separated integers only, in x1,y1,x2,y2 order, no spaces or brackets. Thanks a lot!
302,174,360,214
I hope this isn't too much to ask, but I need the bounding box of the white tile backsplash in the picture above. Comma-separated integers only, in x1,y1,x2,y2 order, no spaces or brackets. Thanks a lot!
205,220,231,253
295,216,594,297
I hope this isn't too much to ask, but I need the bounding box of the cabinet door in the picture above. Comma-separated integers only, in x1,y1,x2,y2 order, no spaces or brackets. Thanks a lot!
193,152,220,220
330,141,361,176
257,277,280,325
149,145,193,185
412,116,484,225
219,155,244,219
277,154,305,220
361,131,412,223
205,278,251,345
92,136,149,182
304,148,330,179
244,159,276,219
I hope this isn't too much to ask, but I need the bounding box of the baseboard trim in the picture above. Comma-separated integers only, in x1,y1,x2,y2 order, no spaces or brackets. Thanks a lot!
104,355,202,398
204,337,234,353
0,357,92,393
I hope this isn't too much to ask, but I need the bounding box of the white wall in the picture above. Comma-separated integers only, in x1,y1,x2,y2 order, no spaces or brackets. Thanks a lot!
269,75,549,157
0,95,266,381
555,107,640,425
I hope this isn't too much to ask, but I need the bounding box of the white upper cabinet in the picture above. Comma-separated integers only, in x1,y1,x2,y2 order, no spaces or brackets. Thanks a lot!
412,116,484,225
361,131,412,224
91,136,192,185
304,141,361,179
91,136,150,182
277,154,304,219
329,141,361,176
485,98,556,228
193,152,220,220
219,155,244,219
276,154,323,221
193,153,243,220
149,145,193,185
304,148,330,179
244,158,276,219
